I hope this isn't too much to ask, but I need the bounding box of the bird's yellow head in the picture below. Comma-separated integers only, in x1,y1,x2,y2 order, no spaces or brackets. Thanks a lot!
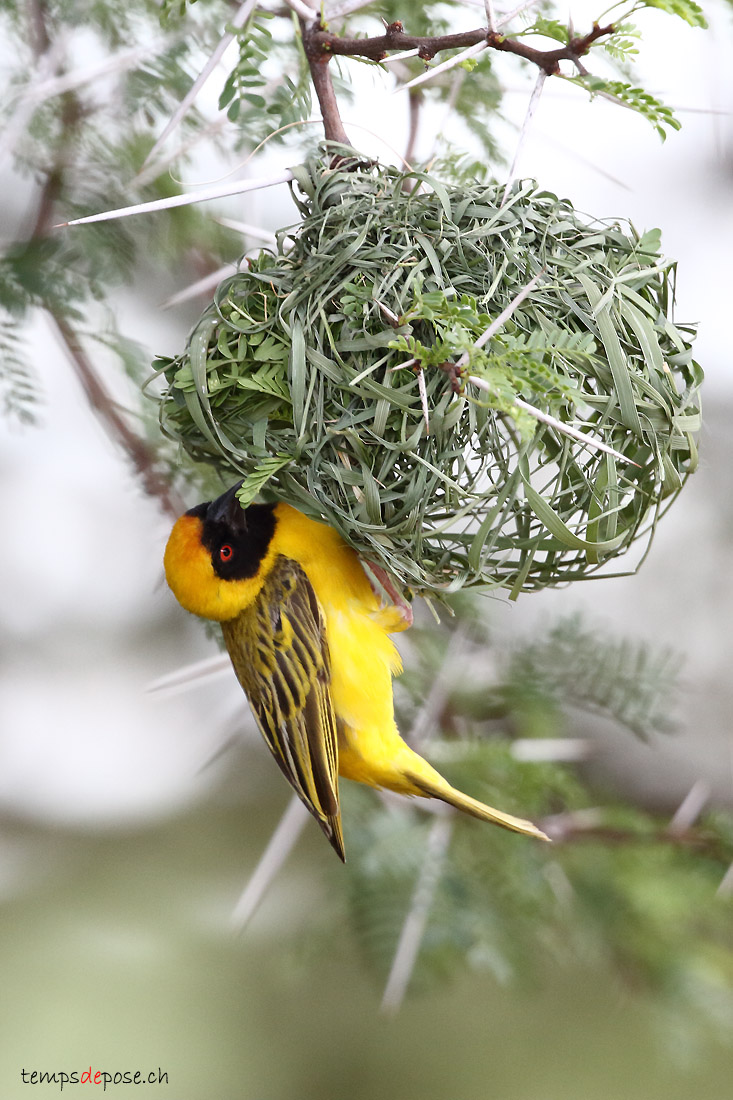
164,484,278,622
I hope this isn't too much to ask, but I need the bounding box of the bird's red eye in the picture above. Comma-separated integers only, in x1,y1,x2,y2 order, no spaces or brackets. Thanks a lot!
219,544,233,562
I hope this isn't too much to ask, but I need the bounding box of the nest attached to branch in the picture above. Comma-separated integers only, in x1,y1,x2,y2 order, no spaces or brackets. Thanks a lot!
153,157,701,599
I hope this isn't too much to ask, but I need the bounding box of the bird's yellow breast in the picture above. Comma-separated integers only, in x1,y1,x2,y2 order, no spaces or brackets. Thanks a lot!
271,504,403,751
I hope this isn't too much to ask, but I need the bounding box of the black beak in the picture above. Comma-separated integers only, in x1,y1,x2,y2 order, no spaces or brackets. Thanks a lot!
205,482,247,530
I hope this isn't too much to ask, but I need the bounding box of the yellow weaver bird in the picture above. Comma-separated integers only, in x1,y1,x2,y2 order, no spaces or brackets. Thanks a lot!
164,484,549,859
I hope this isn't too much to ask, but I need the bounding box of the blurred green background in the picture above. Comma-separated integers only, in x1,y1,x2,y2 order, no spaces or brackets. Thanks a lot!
3,796,733,1099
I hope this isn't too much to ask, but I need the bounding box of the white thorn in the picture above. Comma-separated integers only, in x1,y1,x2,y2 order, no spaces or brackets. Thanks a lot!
667,779,711,835
511,738,595,762
142,0,259,168
283,0,321,18
380,47,421,65
214,217,278,245
417,365,430,435
466,377,638,464
231,796,310,931
380,814,453,1015
147,654,232,694
456,271,544,369
502,69,547,206
160,264,236,309
496,0,542,29
394,40,488,95
55,170,294,227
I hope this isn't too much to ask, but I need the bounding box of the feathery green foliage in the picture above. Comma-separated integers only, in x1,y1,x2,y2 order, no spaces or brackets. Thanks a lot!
0,317,36,424
505,612,683,738
0,0,246,417
569,74,682,140
337,600,733,1034
637,0,707,27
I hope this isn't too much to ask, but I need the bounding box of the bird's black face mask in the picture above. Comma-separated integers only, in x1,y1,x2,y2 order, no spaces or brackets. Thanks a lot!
187,485,277,581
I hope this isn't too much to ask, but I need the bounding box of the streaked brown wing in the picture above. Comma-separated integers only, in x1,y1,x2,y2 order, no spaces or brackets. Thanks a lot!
221,555,344,860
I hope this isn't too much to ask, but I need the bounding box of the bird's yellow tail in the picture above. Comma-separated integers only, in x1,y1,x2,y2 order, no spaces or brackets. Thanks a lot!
404,770,550,842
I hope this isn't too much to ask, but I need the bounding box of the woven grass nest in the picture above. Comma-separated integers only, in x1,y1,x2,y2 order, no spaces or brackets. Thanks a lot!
154,156,701,600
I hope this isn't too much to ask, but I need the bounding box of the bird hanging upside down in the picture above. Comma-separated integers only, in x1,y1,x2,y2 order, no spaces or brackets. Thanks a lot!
164,484,549,859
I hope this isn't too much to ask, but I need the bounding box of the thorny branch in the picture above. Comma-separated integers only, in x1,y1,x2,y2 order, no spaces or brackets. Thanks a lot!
308,19,614,73
301,13,614,156
301,18,351,145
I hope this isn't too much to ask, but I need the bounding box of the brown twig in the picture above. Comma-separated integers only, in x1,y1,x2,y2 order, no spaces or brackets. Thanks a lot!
26,0,51,56
29,91,83,239
307,19,615,77
301,18,352,146
47,312,185,518
25,3,185,521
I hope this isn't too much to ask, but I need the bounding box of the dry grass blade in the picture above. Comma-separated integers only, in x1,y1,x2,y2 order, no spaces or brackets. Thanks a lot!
417,366,430,435
456,271,545,365
466,377,636,464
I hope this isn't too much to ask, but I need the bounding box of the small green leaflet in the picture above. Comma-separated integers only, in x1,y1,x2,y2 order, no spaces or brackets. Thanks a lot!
603,22,640,61
639,0,706,28
522,17,569,43
235,453,294,507
568,75,680,141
